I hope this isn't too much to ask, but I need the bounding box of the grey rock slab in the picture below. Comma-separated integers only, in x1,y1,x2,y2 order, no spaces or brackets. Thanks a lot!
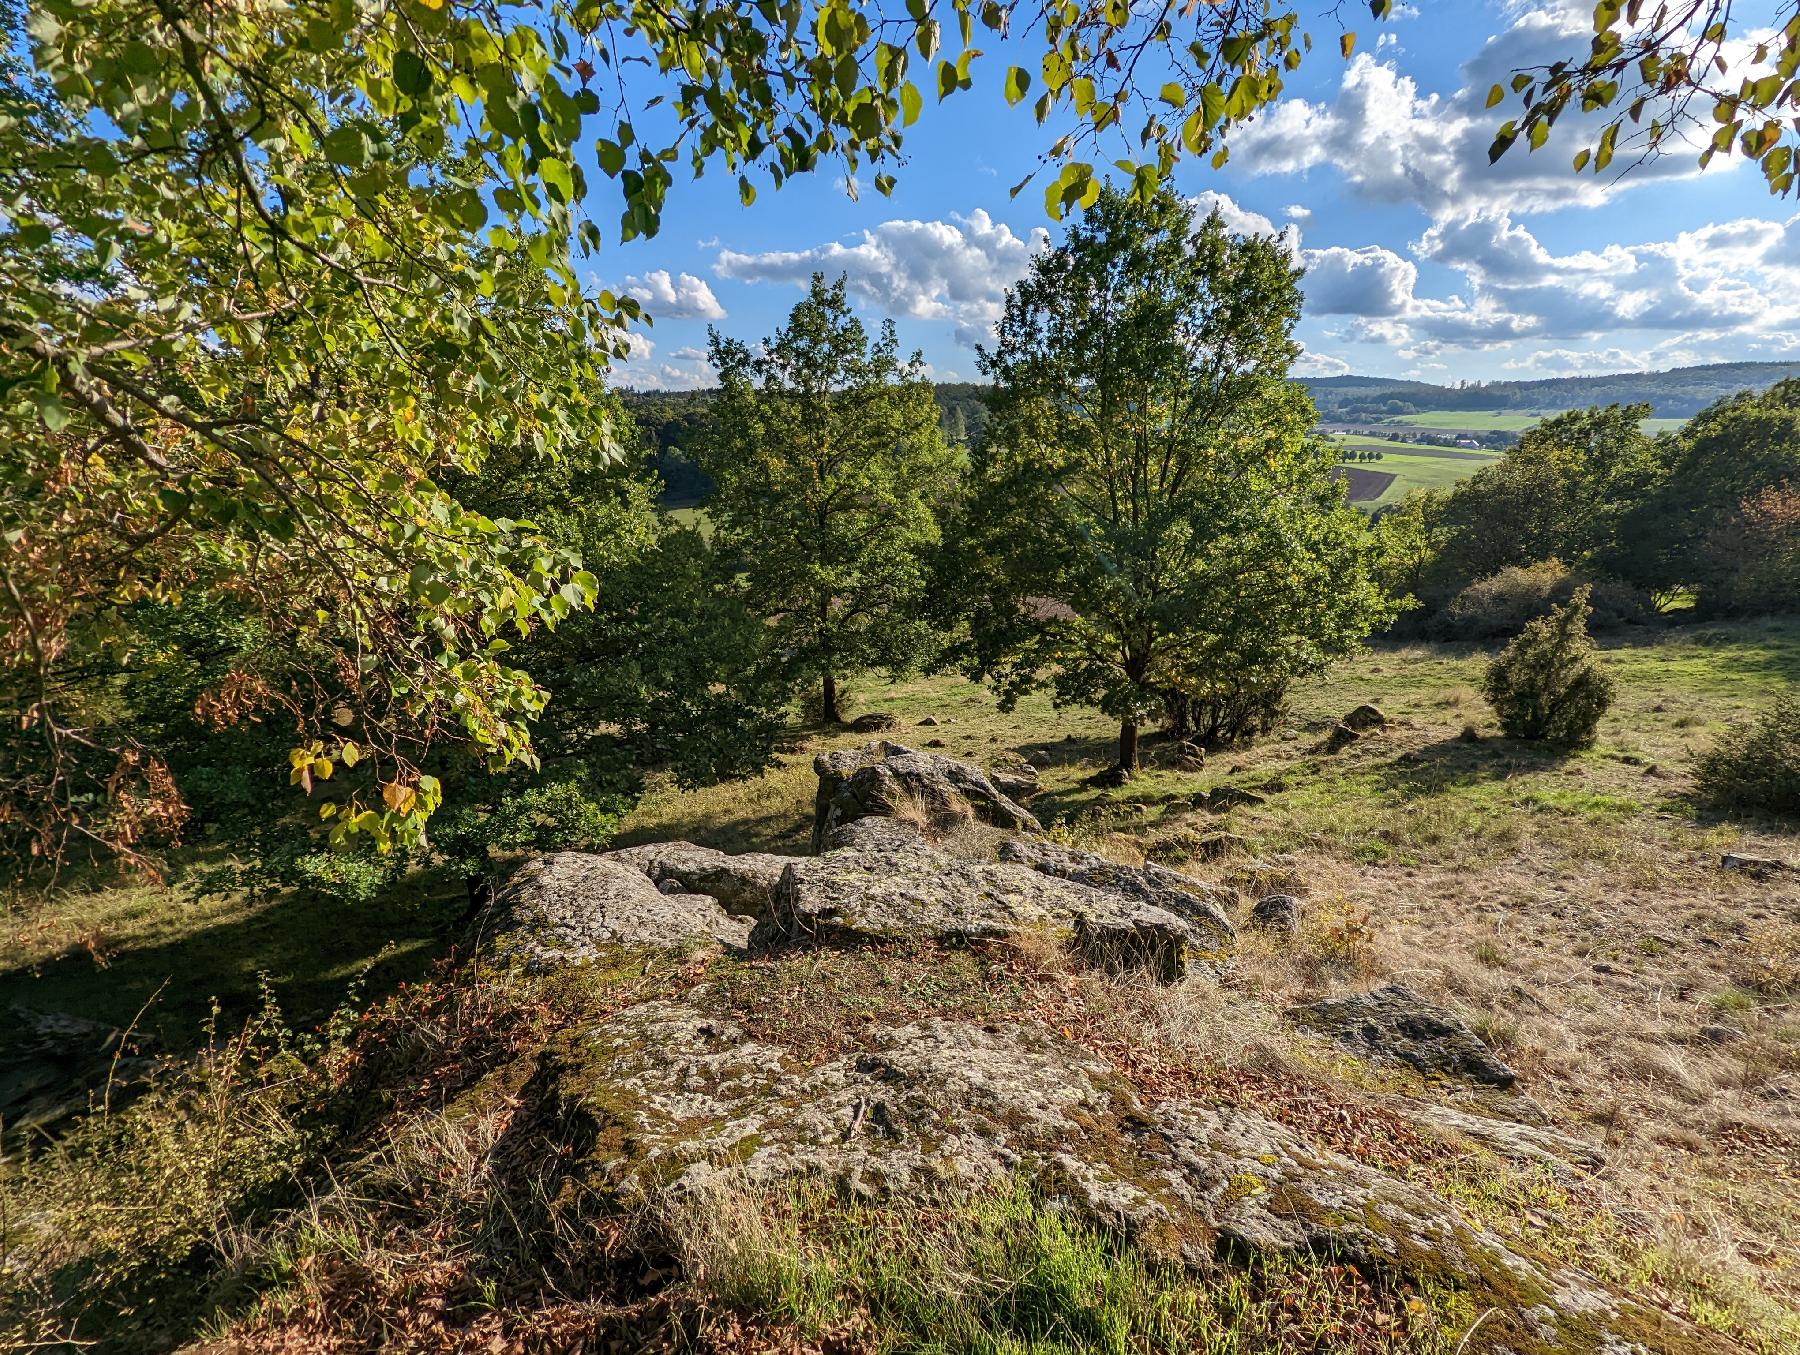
812,740,1039,852
606,840,800,916
491,853,752,969
1287,983,1517,1089
761,835,1214,980
997,838,1235,955
1391,1100,1604,1174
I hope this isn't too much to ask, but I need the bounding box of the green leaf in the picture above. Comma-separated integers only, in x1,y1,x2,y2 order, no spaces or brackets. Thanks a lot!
1004,66,1030,106
900,81,923,125
393,49,432,98
540,157,574,203
1486,83,1505,108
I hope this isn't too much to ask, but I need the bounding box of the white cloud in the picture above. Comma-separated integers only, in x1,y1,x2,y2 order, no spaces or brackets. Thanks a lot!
714,209,1050,347
1501,347,1650,374
609,331,715,391
1293,348,1352,377
1295,207,1800,358
620,268,726,320
1233,6,1722,221
670,345,710,362
1190,190,1278,238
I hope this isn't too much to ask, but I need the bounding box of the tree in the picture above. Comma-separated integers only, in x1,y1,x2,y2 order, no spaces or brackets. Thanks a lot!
961,187,1394,774
704,275,955,725
1423,404,1660,607
1614,380,1800,610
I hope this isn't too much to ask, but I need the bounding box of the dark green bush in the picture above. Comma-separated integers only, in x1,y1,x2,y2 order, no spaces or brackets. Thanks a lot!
1482,586,1616,747
1696,694,1800,817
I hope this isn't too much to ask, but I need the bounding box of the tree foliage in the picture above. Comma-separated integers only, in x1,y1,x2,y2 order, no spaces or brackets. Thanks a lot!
1614,379,1800,608
1489,1,1800,196
7,0,1790,881
1421,405,1660,607
962,187,1393,771
705,275,954,725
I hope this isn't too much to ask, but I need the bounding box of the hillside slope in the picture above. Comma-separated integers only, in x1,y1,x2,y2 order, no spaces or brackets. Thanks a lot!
3,625,1796,1353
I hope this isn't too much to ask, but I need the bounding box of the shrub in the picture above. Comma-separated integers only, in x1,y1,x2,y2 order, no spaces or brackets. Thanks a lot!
1482,586,1616,747
1437,559,1648,640
1695,693,1800,817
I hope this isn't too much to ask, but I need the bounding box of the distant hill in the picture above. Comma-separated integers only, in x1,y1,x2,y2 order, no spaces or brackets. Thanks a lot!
1299,361,1800,420
619,361,1800,503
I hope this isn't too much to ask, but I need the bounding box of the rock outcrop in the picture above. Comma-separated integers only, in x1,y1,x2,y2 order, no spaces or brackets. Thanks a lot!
492,853,754,967
1287,983,1517,1088
524,1001,1706,1355
763,830,1216,980
996,838,1235,954
811,741,1039,852
468,775,1729,1354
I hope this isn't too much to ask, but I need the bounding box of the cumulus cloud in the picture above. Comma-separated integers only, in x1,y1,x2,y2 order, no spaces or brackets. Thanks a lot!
1233,6,1720,220
713,209,1049,347
1293,348,1353,377
1297,208,1800,356
621,269,726,320
609,331,715,391
1501,347,1650,374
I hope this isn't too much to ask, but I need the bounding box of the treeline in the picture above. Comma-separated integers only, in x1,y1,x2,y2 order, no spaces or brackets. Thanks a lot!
1304,361,1800,420
1373,389,1800,638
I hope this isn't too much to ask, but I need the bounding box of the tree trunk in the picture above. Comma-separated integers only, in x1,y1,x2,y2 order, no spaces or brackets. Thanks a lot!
822,670,842,726
1117,719,1139,773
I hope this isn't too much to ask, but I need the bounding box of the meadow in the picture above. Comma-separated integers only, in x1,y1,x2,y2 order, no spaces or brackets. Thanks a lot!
1388,410,1690,435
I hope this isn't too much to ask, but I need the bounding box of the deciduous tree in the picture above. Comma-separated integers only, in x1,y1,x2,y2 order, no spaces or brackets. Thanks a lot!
704,275,955,725
961,187,1393,773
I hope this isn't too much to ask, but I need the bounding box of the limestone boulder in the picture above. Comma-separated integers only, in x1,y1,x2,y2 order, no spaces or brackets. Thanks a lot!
811,740,1039,852
491,853,752,969
760,832,1216,981
606,840,800,916
997,837,1235,955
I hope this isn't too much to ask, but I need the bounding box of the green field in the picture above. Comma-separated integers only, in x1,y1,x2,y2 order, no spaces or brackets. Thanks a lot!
1388,410,1688,435
1334,446,1498,505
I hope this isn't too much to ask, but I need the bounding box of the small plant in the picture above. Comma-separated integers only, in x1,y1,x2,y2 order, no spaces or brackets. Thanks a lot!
1482,586,1616,747
1695,693,1800,817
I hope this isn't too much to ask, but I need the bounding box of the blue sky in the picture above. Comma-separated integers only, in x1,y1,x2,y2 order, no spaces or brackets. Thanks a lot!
591,0,1800,390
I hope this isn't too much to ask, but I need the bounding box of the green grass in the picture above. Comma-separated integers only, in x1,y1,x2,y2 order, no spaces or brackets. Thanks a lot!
1385,410,1688,435
675,1178,1466,1354
1336,448,1498,504
665,504,714,539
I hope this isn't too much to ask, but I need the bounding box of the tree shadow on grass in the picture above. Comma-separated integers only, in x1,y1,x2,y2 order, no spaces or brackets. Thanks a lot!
0,875,461,1062
1374,733,1578,800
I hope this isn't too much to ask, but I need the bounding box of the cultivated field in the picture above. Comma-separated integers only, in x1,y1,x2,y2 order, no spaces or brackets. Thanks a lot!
1333,445,1501,504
